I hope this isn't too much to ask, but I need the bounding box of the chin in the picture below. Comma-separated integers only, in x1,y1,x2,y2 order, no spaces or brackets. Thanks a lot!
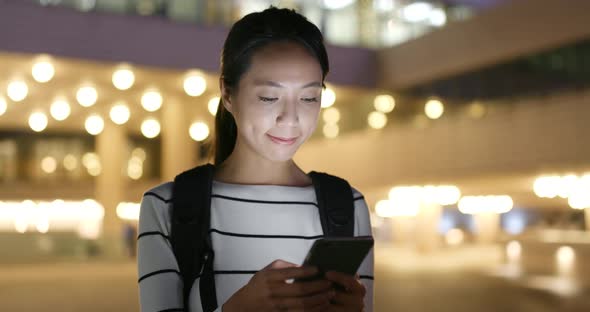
261,146,300,162
265,152,297,163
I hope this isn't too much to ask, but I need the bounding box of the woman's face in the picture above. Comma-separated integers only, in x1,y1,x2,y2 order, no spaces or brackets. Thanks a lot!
223,41,324,163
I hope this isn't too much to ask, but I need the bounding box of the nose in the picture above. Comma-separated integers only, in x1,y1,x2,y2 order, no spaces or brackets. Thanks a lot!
276,99,299,127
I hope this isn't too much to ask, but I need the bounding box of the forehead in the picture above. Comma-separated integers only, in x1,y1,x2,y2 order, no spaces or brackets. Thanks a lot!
242,41,323,84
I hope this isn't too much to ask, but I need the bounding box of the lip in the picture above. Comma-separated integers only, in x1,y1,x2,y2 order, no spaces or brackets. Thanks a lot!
267,134,298,145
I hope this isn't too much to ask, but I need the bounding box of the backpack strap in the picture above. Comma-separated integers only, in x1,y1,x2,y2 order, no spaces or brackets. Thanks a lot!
171,163,218,312
308,171,355,237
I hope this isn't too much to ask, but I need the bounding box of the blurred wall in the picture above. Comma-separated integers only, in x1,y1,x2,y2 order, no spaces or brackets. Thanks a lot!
377,0,590,89
295,89,590,203
0,0,377,88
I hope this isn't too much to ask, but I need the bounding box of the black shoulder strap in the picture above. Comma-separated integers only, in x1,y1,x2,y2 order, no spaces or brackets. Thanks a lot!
308,171,355,237
171,163,218,312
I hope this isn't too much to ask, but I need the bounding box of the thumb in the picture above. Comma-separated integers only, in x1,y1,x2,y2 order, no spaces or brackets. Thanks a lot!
264,259,298,270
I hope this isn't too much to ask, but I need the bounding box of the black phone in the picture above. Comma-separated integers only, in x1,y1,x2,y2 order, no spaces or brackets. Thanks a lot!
296,236,374,282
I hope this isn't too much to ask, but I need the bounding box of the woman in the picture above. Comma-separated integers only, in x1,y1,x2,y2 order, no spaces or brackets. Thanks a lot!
138,7,374,312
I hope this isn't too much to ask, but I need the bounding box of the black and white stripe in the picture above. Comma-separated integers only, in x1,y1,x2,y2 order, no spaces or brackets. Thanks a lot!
138,181,374,312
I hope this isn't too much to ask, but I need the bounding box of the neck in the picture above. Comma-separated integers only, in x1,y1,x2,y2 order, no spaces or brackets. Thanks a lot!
214,139,311,186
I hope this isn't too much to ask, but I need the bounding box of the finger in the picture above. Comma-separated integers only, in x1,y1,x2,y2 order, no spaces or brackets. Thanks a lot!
271,279,333,297
294,301,332,312
331,291,364,308
267,266,319,282
325,271,363,293
272,290,335,310
263,259,298,270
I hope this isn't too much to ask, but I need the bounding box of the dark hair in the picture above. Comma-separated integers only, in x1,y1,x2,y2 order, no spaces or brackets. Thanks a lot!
210,6,330,165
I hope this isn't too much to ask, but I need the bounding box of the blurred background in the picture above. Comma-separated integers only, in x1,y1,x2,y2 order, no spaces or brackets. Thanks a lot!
1,0,589,311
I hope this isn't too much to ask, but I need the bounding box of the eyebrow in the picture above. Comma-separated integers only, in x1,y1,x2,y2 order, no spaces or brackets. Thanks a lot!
253,81,323,89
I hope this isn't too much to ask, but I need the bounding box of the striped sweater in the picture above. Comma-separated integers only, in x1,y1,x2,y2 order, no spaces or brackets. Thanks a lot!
137,180,374,312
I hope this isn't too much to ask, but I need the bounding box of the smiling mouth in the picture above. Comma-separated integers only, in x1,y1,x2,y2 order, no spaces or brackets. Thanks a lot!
267,134,298,145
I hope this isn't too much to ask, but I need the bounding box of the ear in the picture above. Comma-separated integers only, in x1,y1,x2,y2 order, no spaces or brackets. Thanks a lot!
219,78,233,113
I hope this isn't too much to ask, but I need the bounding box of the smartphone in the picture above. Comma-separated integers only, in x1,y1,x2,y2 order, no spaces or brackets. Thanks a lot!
296,236,374,282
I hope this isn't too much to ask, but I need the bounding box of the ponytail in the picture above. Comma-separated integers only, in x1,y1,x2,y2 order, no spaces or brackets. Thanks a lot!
211,98,237,165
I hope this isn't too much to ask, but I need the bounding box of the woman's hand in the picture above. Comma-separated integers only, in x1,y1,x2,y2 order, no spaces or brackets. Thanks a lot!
323,272,366,312
223,260,335,312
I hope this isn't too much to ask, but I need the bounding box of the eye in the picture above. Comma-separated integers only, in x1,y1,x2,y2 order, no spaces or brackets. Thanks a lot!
301,97,319,103
258,96,278,103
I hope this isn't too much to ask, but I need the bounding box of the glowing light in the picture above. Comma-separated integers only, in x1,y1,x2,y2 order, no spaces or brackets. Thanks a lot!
387,186,422,216
41,156,57,174
14,200,35,233
141,89,163,112
425,99,444,119
208,96,220,116
557,246,575,263
401,2,434,22
183,72,207,97
322,0,355,10
558,174,578,199
556,246,575,276
533,175,561,198
385,185,461,212
109,103,130,125
458,195,514,214
82,153,100,170
32,60,55,83
323,123,339,139
468,102,486,119
534,174,589,202
368,111,387,129
374,0,394,12
29,112,48,132
322,107,341,124
375,200,394,218
85,114,104,135
7,80,28,102
63,154,78,171
568,174,590,209
116,202,140,221
321,87,336,108
87,165,101,177
189,121,210,142
506,240,522,263
425,185,461,206
0,199,104,239
131,148,147,161
141,118,161,139
374,94,395,113
82,152,101,176
76,86,98,107
429,8,447,27
36,217,50,233
112,68,135,90
445,228,464,246
50,99,71,121
127,157,143,180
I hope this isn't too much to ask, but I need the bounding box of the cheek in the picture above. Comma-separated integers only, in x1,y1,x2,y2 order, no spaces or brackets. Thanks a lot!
236,104,276,134
300,106,321,134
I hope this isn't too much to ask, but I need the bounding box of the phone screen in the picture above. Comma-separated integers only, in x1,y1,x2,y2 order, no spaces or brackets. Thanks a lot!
297,236,374,281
